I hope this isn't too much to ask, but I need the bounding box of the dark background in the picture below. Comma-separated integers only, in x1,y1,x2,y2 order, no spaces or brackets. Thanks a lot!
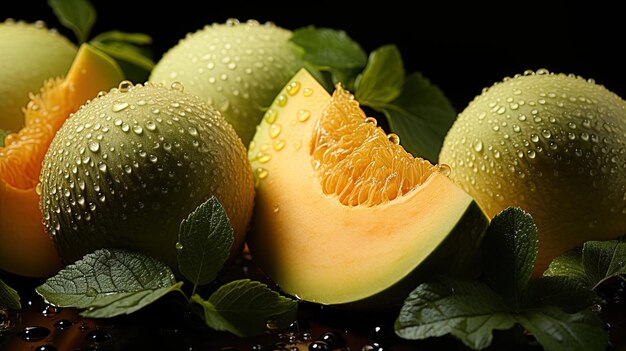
2,1,624,112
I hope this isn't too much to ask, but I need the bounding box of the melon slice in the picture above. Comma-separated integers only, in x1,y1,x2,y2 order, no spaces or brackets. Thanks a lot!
0,44,124,277
247,69,488,306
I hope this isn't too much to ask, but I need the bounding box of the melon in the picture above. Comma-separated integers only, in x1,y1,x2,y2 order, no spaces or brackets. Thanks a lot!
247,69,488,306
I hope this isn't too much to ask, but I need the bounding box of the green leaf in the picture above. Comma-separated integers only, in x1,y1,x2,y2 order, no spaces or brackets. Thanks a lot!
290,27,367,70
36,249,181,318
177,196,233,291
192,279,298,337
519,307,607,351
91,31,152,45
0,279,20,309
582,239,626,289
395,278,515,350
481,207,537,306
90,41,155,71
48,0,96,43
355,45,405,108
543,248,586,281
523,276,599,313
81,282,183,318
0,129,10,147
382,72,456,162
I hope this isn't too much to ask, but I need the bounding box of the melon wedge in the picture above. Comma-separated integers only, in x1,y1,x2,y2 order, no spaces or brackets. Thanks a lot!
247,69,488,306
0,44,123,277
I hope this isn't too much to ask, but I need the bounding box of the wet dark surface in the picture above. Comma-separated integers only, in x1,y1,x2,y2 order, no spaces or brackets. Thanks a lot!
1,255,624,351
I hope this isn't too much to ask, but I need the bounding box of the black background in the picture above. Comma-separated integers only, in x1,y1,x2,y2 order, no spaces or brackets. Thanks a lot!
2,1,624,112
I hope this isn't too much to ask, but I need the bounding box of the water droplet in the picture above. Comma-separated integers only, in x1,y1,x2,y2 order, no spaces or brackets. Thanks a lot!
473,140,483,152
297,109,311,122
272,204,280,213
187,126,198,136
531,134,539,143
54,319,72,329
133,125,143,135
541,129,552,138
269,124,282,139
98,164,107,172
88,141,100,152
257,152,271,163
527,150,536,159
255,167,269,179
149,155,158,163
118,80,133,92
112,102,129,112
303,88,313,97
152,108,160,114
277,94,287,107
536,68,550,75
16,326,51,342
170,81,184,92
286,81,301,96
86,329,112,343
176,242,183,250
512,125,521,133
264,109,277,124
496,106,506,114
438,164,451,176
273,139,286,151
388,133,400,145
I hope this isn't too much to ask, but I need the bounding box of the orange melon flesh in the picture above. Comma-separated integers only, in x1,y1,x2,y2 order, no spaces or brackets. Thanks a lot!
0,44,124,277
248,69,487,305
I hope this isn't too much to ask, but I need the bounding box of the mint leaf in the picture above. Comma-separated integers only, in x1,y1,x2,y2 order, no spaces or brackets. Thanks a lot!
177,196,233,291
482,207,537,306
91,31,152,45
582,239,626,288
520,307,607,351
90,41,155,71
544,239,626,290
0,279,20,309
36,249,181,317
192,279,297,337
395,278,515,350
0,129,10,147
523,276,599,313
290,27,367,70
355,45,405,108
544,248,587,284
382,72,456,162
290,27,366,89
48,0,96,43
81,282,183,318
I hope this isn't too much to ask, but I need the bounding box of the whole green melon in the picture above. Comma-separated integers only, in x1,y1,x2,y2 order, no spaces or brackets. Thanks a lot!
439,70,626,273
150,19,302,145
39,81,255,268
0,20,77,131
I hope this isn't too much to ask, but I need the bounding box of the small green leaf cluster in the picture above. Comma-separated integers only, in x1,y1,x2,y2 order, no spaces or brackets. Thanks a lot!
47,0,154,81
290,27,456,162
34,197,297,337
395,207,625,350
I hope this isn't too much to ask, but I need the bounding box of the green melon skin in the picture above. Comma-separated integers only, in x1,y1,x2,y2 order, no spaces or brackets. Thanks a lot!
39,82,255,269
150,19,302,146
439,70,626,272
0,20,77,131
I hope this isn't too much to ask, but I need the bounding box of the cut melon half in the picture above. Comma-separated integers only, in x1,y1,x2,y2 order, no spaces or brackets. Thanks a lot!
247,69,488,306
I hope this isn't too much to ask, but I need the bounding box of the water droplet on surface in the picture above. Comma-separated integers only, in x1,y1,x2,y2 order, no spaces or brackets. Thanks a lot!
364,117,377,126
438,163,452,176
286,81,301,96
264,109,277,124
170,81,184,91
277,94,287,107
473,140,483,152
54,319,72,329
387,133,400,145
255,167,269,179
86,329,112,343
297,109,311,122
133,125,143,135
176,242,183,250
118,80,133,92
112,102,129,112
269,124,282,139
273,139,286,151
88,141,100,152
16,326,51,342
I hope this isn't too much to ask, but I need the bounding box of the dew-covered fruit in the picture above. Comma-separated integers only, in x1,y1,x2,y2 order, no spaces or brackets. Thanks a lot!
247,69,488,307
0,20,77,131
0,44,123,277
150,19,302,145
439,69,626,273
39,81,255,269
